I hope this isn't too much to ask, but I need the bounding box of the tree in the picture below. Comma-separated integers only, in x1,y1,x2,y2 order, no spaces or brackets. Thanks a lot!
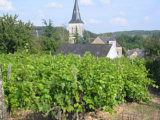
0,14,33,53
144,34,160,57
106,32,112,37
81,30,91,44
144,34,160,86
116,34,144,50
57,24,69,43
43,19,55,38
75,30,91,44
74,27,79,43
39,19,61,52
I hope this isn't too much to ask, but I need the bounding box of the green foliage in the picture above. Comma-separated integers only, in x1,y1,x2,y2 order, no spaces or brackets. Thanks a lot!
100,32,112,37
75,30,97,44
144,34,160,57
78,30,92,44
100,30,160,36
0,53,154,115
0,14,33,53
84,30,98,39
144,34,160,87
106,33,112,37
39,36,60,52
146,58,160,87
74,27,80,44
33,26,69,42
116,34,144,50
38,19,61,52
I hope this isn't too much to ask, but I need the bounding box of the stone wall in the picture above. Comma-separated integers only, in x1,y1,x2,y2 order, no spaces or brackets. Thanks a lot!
69,23,84,44
116,47,123,57
0,64,8,120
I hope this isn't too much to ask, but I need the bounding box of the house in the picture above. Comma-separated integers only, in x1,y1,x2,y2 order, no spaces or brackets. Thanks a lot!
128,48,145,58
89,38,95,43
55,0,120,59
55,44,118,58
92,36,123,57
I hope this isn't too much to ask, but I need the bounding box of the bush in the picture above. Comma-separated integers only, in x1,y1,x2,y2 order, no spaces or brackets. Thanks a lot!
146,58,160,86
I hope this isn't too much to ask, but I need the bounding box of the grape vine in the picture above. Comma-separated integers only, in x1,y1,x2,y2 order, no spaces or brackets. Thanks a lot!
0,52,154,115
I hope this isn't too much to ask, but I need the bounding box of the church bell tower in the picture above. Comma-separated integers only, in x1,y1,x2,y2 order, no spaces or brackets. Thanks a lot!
69,0,84,44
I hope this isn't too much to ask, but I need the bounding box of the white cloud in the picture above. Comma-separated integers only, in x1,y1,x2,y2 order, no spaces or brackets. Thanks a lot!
46,2,63,8
88,18,101,24
0,0,14,11
110,17,129,26
144,16,150,21
100,0,110,4
80,0,93,5
120,11,126,16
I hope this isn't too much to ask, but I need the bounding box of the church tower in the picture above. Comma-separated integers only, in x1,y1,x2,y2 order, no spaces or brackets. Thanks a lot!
69,0,84,44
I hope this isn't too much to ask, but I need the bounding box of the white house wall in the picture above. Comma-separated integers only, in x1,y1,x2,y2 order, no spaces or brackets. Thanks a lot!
107,41,118,59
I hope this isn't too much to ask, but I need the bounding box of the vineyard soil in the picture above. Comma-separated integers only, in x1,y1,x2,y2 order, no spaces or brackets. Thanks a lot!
9,94,160,120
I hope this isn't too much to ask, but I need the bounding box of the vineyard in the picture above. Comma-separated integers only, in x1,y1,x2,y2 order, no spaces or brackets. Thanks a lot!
0,52,155,119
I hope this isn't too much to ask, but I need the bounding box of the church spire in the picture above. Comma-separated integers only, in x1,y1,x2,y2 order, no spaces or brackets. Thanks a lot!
69,0,84,23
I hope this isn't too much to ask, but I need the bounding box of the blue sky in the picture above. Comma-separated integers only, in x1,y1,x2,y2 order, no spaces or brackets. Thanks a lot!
0,0,160,33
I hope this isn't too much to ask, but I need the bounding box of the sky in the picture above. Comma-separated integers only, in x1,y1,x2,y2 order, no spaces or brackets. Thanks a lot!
0,0,160,33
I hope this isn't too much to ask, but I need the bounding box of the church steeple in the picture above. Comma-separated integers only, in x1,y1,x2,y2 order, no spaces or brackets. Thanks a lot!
69,0,84,44
69,0,83,23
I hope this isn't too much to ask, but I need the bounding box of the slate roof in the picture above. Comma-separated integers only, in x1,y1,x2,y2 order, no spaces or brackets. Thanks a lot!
89,38,95,43
55,44,112,57
98,37,116,44
69,0,84,24
116,41,121,47
128,48,145,58
98,37,121,47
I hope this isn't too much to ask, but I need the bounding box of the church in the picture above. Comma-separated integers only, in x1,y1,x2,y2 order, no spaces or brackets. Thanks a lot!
55,0,123,59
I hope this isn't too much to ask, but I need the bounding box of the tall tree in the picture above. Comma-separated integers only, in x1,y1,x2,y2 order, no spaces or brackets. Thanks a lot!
0,14,33,53
40,19,61,52
116,34,144,50
145,34,160,86
58,25,69,43
74,27,79,43
144,34,160,57
75,30,91,44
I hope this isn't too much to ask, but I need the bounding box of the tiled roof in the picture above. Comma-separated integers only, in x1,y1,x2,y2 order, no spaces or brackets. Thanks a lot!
55,44,112,57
